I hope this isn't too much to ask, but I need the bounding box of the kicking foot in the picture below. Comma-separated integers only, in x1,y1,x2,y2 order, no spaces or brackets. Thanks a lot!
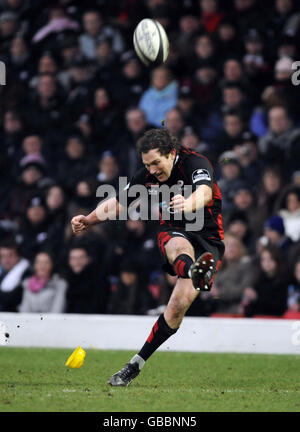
109,362,140,387
189,252,215,291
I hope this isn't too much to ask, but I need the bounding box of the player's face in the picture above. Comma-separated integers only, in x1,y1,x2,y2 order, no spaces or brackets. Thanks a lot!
142,149,176,182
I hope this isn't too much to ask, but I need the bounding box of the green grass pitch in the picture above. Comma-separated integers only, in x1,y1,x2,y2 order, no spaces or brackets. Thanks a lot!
0,347,299,412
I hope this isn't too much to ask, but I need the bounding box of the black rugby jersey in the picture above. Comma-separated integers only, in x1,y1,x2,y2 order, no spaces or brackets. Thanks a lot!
118,146,224,241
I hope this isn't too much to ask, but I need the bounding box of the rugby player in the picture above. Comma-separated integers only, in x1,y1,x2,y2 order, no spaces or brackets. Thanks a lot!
71,128,224,386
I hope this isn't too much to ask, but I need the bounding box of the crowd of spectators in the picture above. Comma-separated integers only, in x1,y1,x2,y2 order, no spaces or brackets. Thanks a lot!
1,0,300,317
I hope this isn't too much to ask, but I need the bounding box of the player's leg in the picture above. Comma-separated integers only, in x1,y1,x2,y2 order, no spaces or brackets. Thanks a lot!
109,236,198,387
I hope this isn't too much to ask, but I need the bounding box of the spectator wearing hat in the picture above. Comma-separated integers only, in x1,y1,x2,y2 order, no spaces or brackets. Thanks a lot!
0,239,31,312
17,195,64,261
263,214,294,256
19,251,67,313
139,66,178,127
8,156,50,221
79,9,124,60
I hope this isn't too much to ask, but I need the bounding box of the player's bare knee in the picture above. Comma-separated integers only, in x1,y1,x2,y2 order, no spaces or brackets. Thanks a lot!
165,238,194,264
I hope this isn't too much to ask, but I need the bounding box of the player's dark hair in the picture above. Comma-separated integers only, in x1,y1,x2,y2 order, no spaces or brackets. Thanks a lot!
137,128,180,156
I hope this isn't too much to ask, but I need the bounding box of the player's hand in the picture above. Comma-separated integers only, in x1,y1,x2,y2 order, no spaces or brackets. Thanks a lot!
170,194,186,212
71,215,90,235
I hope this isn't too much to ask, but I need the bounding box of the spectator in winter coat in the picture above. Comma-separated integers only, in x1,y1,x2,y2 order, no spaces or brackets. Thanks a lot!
258,106,300,171
139,66,178,127
210,234,255,314
242,246,289,317
263,214,294,257
64,245,108,314
0,240,31,312
79,9,124,60
19,251,67,313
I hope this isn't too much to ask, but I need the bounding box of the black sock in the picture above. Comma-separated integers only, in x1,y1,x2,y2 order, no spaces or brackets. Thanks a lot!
173,254,194,278
138,314,178,361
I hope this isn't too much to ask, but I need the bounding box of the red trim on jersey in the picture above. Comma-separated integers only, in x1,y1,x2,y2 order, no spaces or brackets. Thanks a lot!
213,182,222,200
217,213,224,240
207,207,224,240
181,146,213,170
157,232,172,256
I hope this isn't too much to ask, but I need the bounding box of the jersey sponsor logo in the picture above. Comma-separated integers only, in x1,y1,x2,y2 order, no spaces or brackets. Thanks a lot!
146,183,159,195
192,169,211,183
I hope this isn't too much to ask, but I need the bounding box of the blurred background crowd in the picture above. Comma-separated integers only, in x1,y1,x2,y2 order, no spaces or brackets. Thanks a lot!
1,0,300,318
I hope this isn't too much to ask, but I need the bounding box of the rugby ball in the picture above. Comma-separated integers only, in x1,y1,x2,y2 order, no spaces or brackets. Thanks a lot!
133,19,169,66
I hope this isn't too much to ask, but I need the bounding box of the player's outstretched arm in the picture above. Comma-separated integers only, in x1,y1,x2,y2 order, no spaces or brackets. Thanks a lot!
71,197,123,235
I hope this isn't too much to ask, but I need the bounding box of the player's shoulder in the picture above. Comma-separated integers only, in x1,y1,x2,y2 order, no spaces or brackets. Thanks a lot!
179,146,213,170
130,166,153,185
